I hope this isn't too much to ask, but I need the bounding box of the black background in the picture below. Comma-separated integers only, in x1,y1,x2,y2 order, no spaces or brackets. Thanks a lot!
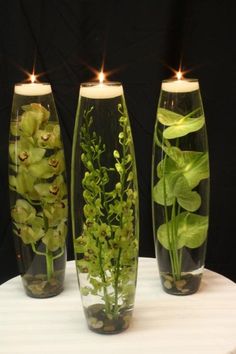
0,0,235,283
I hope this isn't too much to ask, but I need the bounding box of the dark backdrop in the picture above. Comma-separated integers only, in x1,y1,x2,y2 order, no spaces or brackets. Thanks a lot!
0,0,235,283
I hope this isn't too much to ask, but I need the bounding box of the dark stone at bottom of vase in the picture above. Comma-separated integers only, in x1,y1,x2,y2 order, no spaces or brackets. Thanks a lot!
22,271,64,298
160,272,202,295
84,304,132,334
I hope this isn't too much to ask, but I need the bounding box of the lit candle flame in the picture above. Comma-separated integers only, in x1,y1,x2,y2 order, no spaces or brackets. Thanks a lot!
30,74,37,83
98,71,105,83
176,71,183,80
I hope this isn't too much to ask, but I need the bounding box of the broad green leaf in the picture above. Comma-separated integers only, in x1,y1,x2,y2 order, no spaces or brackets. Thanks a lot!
157,148,209,189
153,173,201,212
158,108,184,126
163,115,205,139
153,174,177,206
174,176,201,211
181,152,209,188
157,212,208,250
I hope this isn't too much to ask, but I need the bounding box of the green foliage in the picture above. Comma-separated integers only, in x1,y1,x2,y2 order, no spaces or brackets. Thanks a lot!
74,104,138,318
157,212,208,250
153,107,209,280
9,102,68,280
158,108,205,139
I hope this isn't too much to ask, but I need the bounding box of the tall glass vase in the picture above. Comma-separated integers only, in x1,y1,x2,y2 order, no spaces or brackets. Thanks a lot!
152,78,210,295
8,83,68,298
71,82,139,334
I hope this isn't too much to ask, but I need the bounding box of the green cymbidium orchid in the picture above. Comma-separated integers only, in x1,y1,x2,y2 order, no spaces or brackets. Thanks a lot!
43,200,68,227
28,150,65,179
42,222,67,252
9,100,68,287
35,123,62,149
34,175,67,203
9,138,45,167
11,199,36,224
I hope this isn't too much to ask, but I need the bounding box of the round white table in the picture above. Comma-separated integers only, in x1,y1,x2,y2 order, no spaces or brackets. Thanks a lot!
0,258,236,354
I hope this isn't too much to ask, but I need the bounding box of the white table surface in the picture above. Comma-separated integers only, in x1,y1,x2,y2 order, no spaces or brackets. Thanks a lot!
0,257,236,354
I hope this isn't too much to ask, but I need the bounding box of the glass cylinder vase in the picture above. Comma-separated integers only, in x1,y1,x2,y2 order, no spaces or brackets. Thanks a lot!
152,78,210,295
8,83,68,298
71,82,139,334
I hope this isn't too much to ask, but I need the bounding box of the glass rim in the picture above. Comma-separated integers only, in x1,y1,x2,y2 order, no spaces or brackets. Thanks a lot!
80,81,122,87
162,78,199,84
15,82,51,87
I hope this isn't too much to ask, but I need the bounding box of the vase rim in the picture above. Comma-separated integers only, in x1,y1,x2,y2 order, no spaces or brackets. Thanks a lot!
80,81,122,87
162,78,199,83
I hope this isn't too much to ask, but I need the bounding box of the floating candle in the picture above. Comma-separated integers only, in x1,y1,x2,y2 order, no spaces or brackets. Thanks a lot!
80,82,123,99
162,78,199,93
15,83,52,96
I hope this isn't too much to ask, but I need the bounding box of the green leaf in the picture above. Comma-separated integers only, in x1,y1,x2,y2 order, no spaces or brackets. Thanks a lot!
158,108,184,126
163,116,205,139
157,212,208,250
157,108,205,139
174,176,201,211
158,147,209,189
153,173,201,212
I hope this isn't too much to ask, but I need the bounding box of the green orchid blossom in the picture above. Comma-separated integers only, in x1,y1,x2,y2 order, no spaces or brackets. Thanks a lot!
34,175,67,203
9,138,45,167
9,99,68,296
28,150,65,179
73,104,138,323
11,199,36,224
43,200,68,227
35,123,62,149
9,171,39,200
42,222,67,252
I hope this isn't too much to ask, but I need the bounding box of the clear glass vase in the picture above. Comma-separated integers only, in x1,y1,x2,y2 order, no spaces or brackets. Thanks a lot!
8,83,68,298
71,82,139,333
152,78,210,295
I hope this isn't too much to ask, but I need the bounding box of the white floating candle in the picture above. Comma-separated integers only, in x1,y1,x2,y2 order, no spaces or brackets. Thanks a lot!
80,83,123,99
162,79,199,93
15,83,52,96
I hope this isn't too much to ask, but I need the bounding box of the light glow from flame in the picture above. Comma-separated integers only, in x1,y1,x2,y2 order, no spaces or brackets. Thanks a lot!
176,71,183,80
98,71,105,83
30,74,37,83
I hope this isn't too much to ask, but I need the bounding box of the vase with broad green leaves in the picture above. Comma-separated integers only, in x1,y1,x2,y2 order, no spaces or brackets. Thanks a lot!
71,82,139,334
152,78,210,295
8,83,68,298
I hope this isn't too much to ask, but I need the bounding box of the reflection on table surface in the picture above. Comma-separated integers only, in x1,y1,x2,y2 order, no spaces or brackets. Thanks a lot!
0,257,236,354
